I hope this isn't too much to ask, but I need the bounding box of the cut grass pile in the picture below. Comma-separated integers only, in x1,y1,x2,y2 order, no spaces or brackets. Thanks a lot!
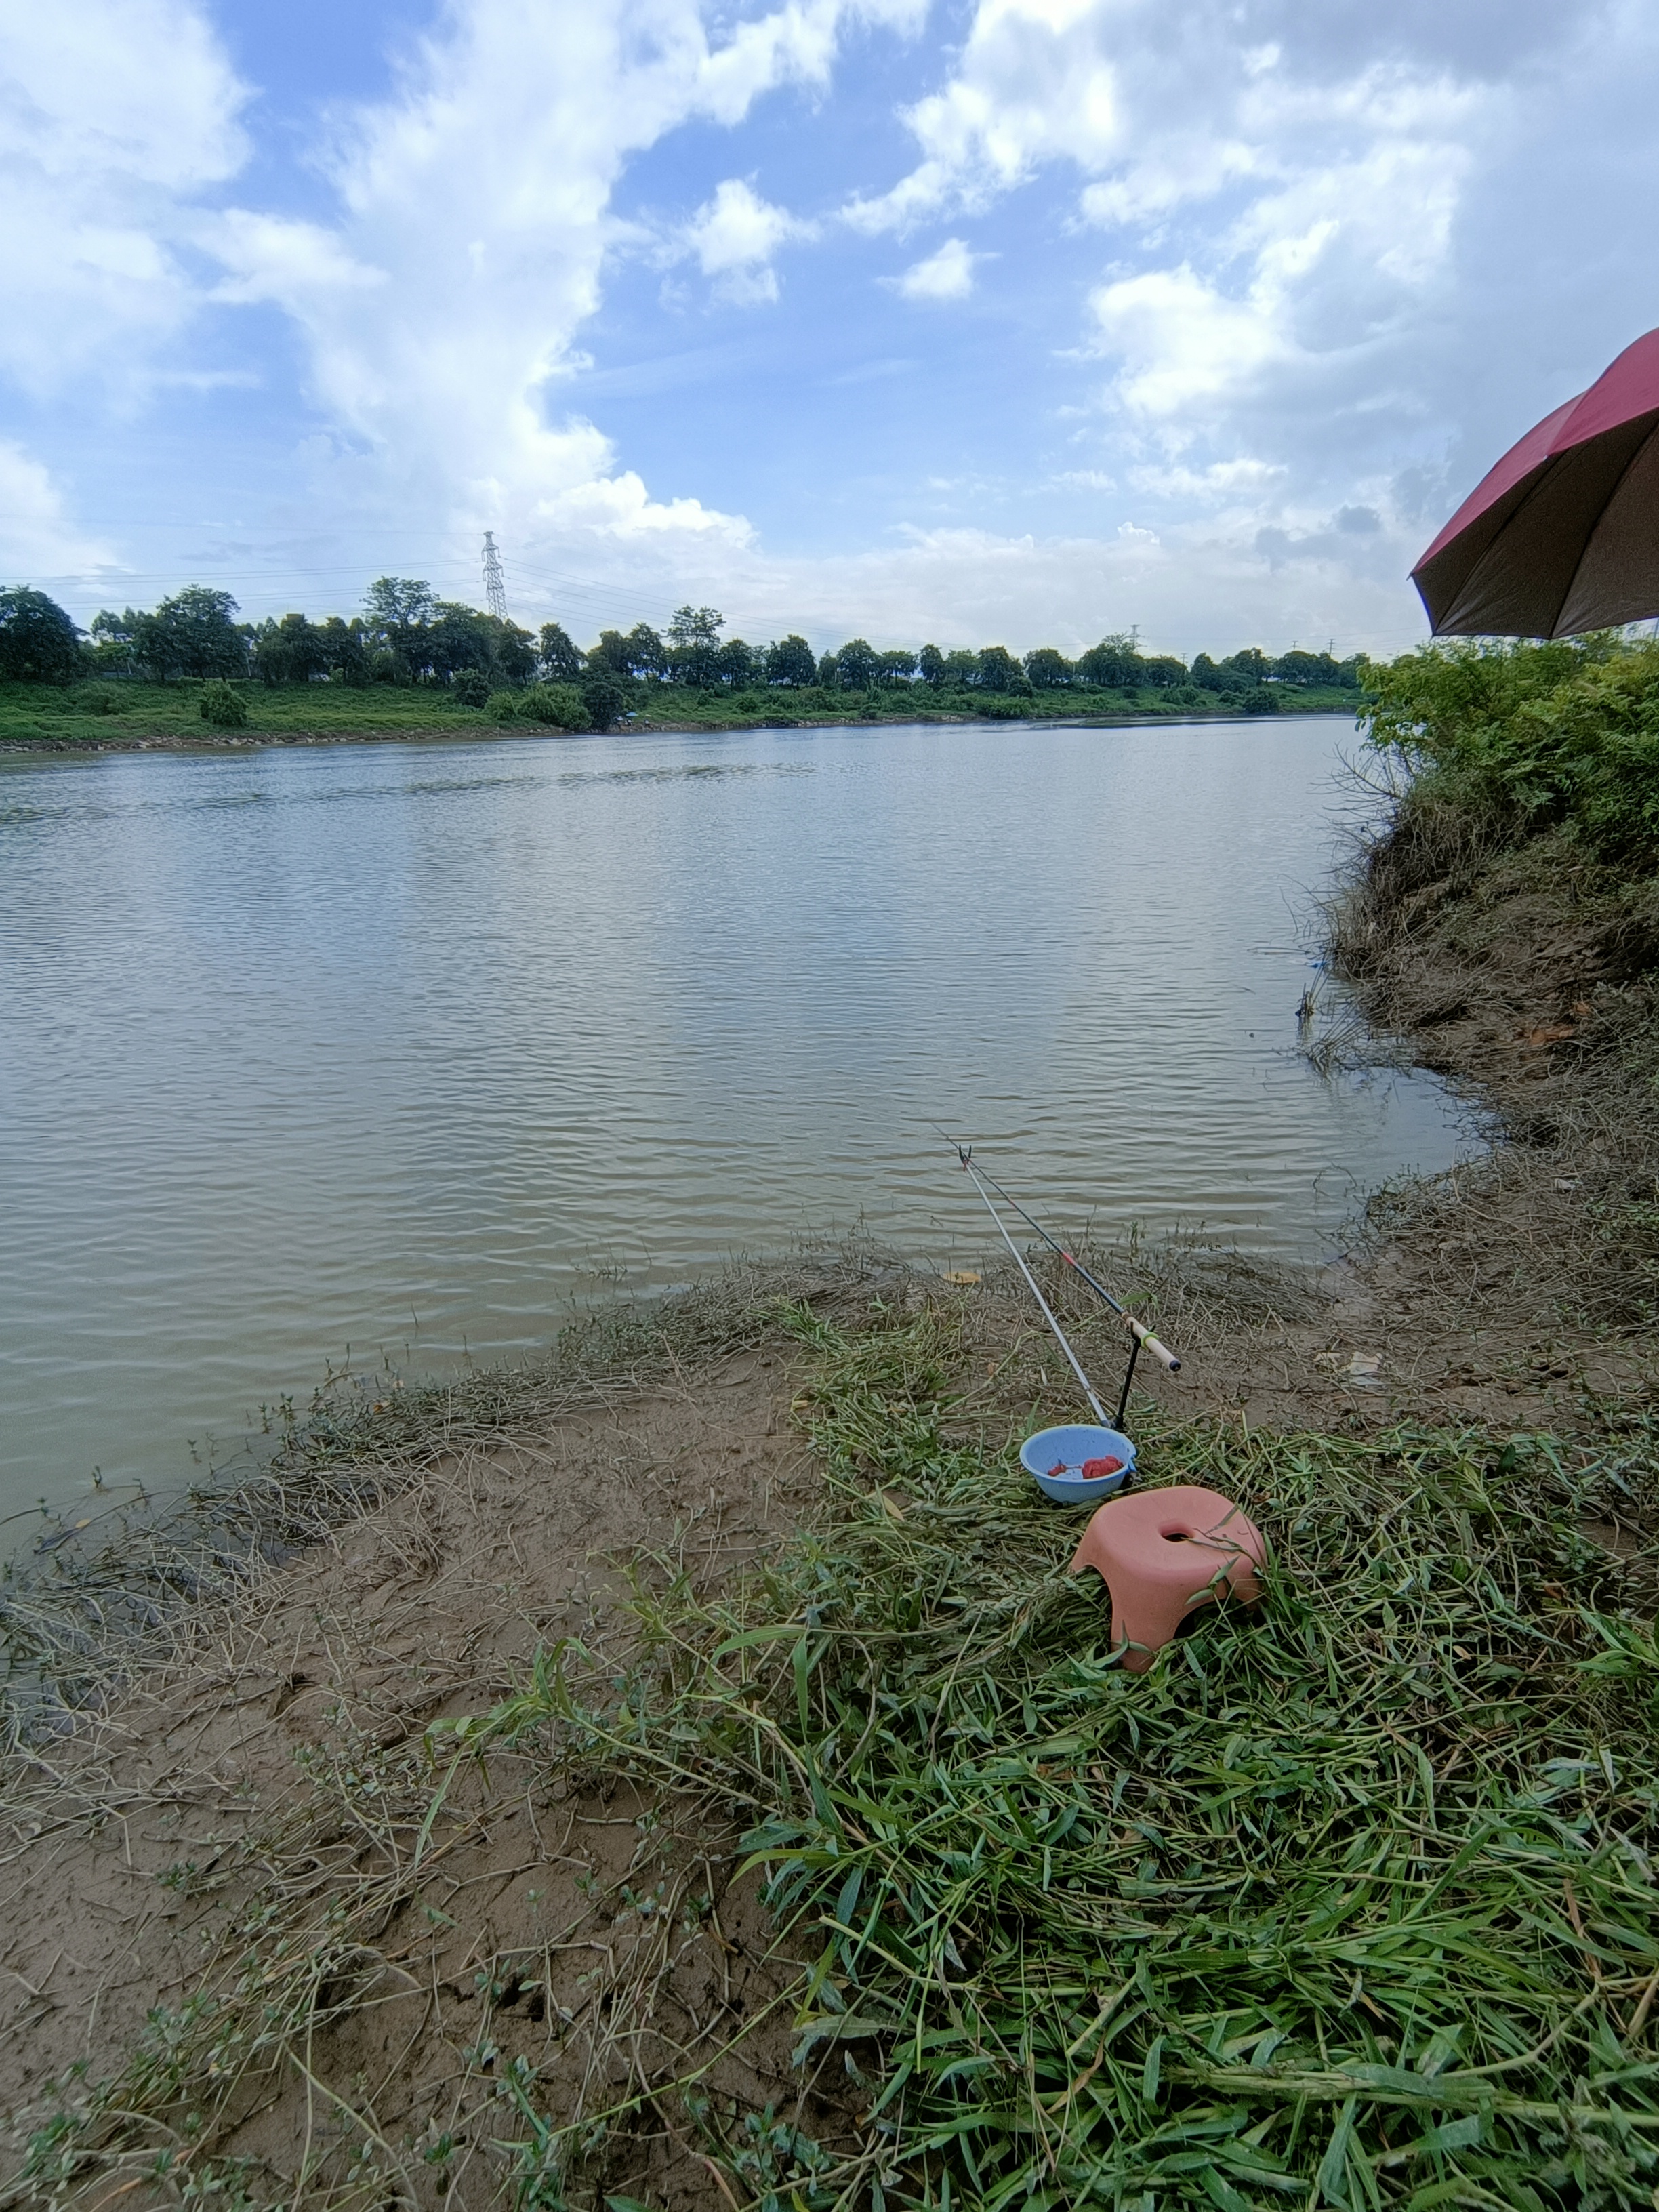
504,1296,1659,2209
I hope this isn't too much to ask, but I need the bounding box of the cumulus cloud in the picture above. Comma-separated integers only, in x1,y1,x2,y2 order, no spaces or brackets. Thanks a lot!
654,509,1425,661
682,178,813,302
0,441,115,579
890,236,979,300
843,0,1121,232
0,0,247,391
198,0,926,558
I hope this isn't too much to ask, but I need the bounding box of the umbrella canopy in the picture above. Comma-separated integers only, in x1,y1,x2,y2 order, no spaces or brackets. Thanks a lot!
1412,328,1659,638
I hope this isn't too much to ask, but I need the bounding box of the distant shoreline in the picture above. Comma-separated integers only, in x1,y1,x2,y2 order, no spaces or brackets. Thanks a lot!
0,702,1351,759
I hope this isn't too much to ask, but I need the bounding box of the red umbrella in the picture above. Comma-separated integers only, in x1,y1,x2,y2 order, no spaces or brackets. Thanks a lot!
1412,327,1659,638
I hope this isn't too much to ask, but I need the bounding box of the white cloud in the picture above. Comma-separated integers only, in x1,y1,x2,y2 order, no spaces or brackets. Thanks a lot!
649,509,1425,660
0,441,114,579
844,0,1121,232
682,178,813,302
1092,264,1295,419
200,0,924,558
0,0,247,391
890,236,979,300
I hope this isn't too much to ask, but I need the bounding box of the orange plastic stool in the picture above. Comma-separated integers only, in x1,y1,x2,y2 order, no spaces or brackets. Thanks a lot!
1069,1485,1265,1672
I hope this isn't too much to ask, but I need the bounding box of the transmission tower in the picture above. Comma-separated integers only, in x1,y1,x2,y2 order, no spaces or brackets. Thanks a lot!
481,531,508,621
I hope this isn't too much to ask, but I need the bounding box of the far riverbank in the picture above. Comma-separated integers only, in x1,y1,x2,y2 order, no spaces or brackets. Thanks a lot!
0,673,1359,754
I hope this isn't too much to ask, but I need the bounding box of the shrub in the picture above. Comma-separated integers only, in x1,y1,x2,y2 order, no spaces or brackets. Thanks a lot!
77,686,123,716
1362,636,1659,867
451,668,490,708
516,683,587,731
199,680,247,728
485,689,519,722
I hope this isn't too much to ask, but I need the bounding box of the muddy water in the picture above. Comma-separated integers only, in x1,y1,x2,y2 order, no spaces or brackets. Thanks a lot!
0,716,1470,1525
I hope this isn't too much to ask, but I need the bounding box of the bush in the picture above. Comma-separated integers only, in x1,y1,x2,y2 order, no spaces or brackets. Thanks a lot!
485,689,518,722
451,669,490,708
199,680,247,728
516,683,587,731
76,686,123,716
1363,636,1659,867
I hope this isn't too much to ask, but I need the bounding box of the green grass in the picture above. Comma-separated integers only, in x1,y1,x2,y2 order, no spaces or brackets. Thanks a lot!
486,1295,1659,2209
0,676,1362,752
0,678,494,748
18,1285,1659,2207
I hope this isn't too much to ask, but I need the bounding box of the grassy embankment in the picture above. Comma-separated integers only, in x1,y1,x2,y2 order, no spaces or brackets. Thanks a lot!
0,675,1362,753
8,636,1659,2209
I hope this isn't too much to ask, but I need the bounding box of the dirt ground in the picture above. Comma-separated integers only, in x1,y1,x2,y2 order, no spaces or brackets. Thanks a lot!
0,1346,861,2209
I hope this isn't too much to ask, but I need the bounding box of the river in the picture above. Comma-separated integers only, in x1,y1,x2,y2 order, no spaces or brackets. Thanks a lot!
0,715,1470,1529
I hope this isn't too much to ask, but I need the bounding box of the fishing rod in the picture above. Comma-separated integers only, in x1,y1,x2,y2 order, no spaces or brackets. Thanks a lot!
955,1149,1111,1425
942,1135,1181,1433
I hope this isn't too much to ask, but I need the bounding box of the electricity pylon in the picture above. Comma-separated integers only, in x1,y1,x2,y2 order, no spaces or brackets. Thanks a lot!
481,531,508,621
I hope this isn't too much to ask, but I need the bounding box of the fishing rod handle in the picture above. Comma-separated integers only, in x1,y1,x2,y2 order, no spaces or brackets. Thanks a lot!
1126,1316,1181,1372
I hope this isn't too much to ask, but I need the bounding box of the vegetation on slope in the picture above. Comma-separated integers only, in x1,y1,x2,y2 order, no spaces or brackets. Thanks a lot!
0,577,1363,749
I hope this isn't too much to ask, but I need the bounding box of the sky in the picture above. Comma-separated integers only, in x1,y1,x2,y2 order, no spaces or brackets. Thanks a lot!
3,0,1658,659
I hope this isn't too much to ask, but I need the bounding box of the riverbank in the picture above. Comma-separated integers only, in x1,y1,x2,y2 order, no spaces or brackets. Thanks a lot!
5,647,1658,2209
4,1226,1655,2209
0,676,1359,755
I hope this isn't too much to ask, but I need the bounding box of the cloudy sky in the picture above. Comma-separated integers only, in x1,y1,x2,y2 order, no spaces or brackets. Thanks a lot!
3,0,1658,657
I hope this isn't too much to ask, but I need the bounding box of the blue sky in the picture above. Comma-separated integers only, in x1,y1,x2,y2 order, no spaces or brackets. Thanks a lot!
4,0,1659,657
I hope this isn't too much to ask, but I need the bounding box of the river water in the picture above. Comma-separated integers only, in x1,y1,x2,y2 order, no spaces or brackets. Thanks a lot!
0,716,1470,1528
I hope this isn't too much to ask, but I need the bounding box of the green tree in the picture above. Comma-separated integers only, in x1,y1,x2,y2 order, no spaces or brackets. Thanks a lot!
131,588,248,681
975,645,1027,694
252,612,328,686
1140,654,1188,689
668,605,724,687
766,634,817,687
1023,647,1073,690
817,652,839,688
587,628,634,674
1078,635,1140,689
917,644,947,689
943,649,978,688
0,587,84,682
1191,653,1228,692
836,638,879,690
426,602,493,684
717,637,756,687
623,623,669,680
878,647,917,687
317,617,369,685
538,622,584,682
579,670,628,730
1224,647,1271,682
363,577,436,676
89,609,137,676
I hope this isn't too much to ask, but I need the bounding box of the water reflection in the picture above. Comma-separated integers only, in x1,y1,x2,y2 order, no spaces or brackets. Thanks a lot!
0,716,1471,1521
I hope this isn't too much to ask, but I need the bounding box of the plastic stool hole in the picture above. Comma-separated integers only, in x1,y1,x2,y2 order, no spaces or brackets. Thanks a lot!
1161,1530,1192,1542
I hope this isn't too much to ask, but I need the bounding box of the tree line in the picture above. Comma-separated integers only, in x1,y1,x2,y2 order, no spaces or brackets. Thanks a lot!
0,579,1364,724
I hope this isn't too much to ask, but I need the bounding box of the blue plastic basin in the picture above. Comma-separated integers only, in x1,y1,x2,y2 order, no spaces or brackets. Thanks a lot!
1020,1423,1136,1504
